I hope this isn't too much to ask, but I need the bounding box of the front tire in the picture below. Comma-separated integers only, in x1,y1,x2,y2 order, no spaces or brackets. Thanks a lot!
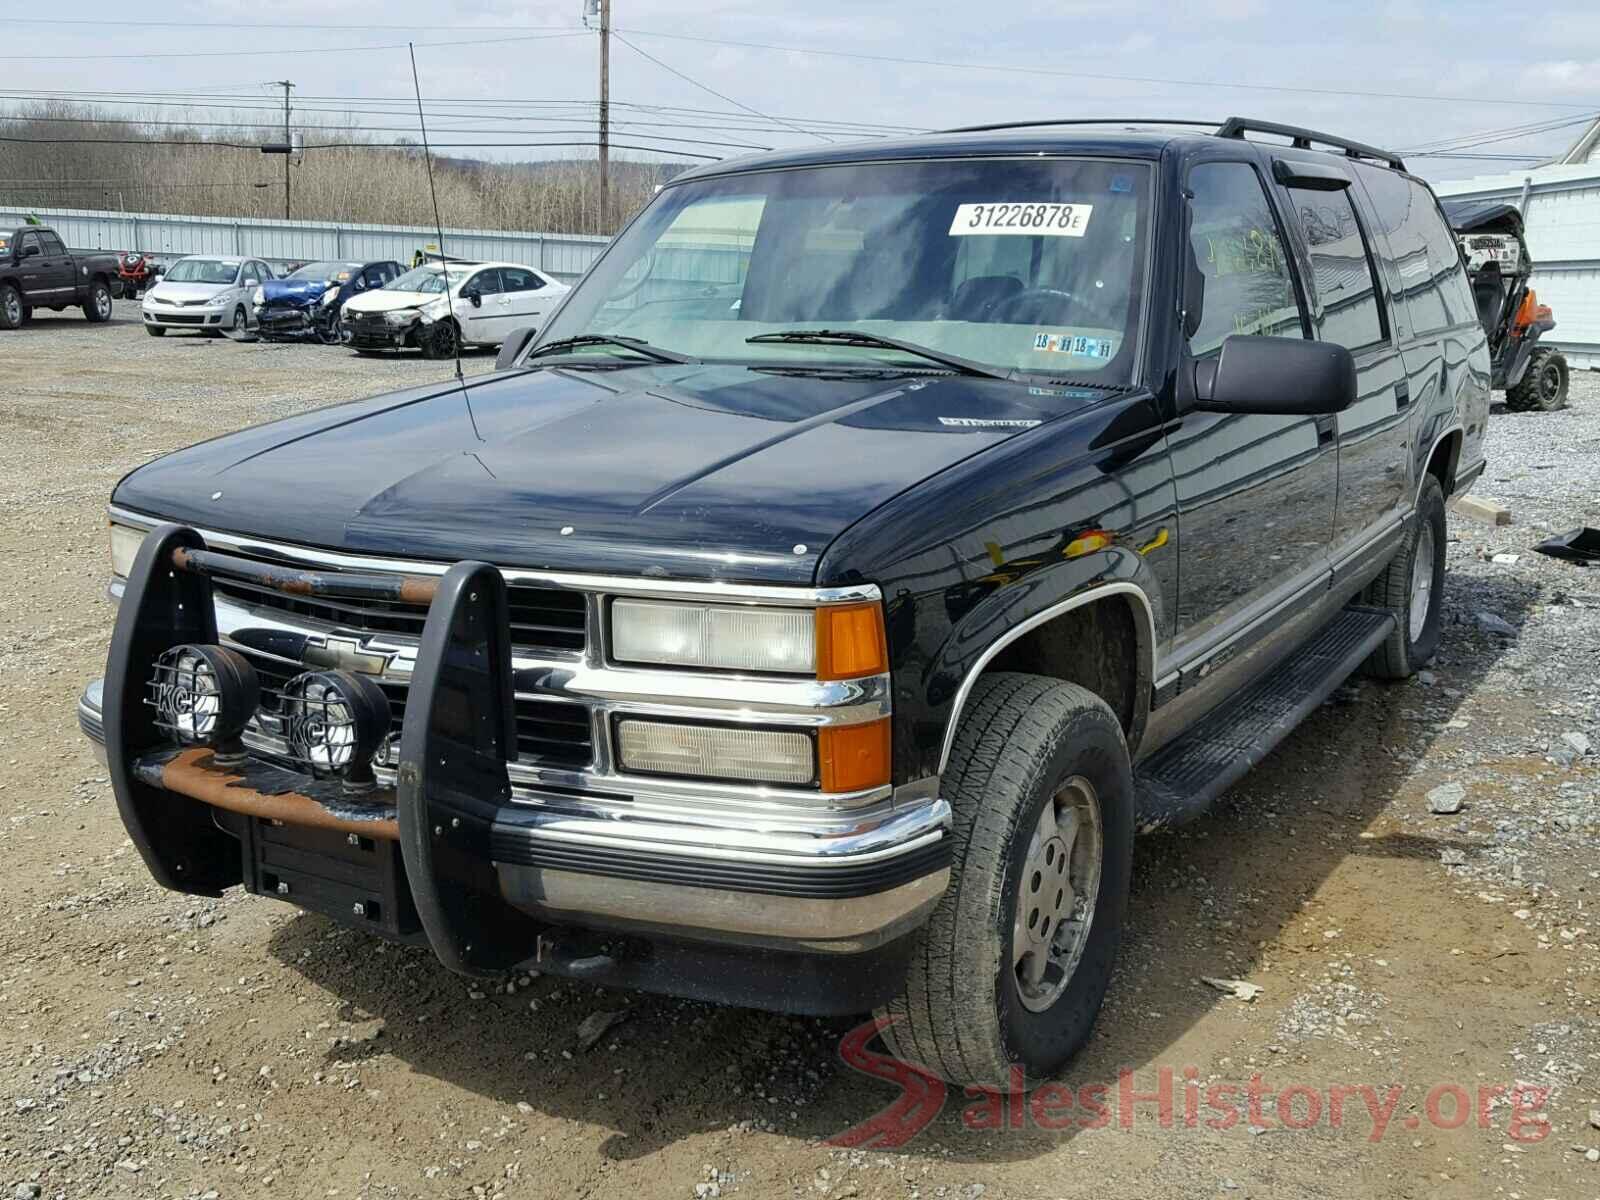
1505,348,1569,413
1362,474,1446,679
878,673,1133,1086
421,319,458,359
83,280,112,323
145,325,166,337
0,284,22,330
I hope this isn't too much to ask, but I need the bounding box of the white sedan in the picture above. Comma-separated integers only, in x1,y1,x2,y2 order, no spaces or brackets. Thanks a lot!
142,256,273,337
340,260,570,357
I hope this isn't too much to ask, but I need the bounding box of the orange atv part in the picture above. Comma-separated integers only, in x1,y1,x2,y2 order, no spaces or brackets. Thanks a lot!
1512,289,1539,331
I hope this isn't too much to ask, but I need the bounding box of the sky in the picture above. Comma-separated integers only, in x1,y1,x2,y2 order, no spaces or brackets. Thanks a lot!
6,0,1600,183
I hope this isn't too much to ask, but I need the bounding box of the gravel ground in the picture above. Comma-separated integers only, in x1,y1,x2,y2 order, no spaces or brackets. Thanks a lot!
1,304,1597,1199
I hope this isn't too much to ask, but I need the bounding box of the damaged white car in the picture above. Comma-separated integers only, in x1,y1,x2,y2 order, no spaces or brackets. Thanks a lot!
341,261,569,358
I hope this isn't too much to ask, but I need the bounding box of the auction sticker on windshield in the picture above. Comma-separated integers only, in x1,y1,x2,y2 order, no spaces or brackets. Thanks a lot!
949,203,1092,236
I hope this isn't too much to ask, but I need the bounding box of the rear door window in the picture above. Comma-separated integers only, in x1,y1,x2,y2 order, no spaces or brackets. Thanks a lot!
1355,167,1474,335
1185,161,1305,356
40,232,67,256
1281,186,1386,350
501,267,543,292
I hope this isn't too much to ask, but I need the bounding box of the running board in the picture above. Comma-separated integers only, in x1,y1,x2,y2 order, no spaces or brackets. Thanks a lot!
1134,606,1395,831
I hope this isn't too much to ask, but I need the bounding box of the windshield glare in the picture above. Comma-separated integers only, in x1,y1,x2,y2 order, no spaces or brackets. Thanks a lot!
538,157,1152,380
290,261,357,281
386,265,468,294
164,258,240,285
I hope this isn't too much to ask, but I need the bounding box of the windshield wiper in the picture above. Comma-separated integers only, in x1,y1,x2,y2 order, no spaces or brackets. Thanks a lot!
526,334,698,366
744,329,1009,380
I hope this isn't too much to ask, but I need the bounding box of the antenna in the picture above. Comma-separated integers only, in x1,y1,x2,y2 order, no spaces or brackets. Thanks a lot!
408,42,465,390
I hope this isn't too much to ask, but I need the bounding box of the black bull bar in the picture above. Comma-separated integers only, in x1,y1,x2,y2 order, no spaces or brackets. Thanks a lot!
103,523,542,977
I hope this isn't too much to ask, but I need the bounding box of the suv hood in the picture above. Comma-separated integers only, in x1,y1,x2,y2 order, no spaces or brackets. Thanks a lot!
113,365,1109,583
258,278,331,306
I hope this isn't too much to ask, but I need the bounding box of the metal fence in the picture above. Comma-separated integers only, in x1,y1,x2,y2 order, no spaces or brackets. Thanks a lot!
1435,165,1600,371
0,205,614,281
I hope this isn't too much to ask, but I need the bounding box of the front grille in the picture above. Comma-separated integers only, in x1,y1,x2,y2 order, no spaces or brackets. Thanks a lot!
213,575,587,653
237,648,593,769
158,312,206,324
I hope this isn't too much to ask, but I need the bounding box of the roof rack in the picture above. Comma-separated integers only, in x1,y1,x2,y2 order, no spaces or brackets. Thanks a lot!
1214,117,1405,171
939,117,1222,135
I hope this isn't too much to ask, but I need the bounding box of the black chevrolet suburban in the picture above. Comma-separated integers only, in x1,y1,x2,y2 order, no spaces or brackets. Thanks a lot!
80,118,1489,1086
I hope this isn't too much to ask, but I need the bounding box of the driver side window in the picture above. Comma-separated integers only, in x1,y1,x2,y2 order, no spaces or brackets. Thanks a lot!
1186,162,1305,356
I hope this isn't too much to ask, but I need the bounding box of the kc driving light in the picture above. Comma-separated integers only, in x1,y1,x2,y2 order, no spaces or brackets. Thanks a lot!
149,644,259,761
281,670,391,788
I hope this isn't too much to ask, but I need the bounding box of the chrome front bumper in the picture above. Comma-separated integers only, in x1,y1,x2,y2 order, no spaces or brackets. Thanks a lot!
79,677,949,952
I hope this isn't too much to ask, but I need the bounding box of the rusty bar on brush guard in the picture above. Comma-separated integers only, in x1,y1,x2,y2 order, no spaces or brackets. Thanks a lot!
170,546,440,605
149,748,401,840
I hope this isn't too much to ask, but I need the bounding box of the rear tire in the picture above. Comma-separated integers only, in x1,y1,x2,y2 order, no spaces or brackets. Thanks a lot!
0,284,22,330
877,673,1133,1087
1362,474,1446,679
1505,349,1569,412
83,280,112,323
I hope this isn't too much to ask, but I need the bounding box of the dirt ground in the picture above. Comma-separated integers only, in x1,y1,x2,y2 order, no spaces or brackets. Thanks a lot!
2,304,1596,1200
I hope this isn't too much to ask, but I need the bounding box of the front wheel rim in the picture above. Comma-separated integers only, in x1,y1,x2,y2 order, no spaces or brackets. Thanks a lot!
4,293,18,323
1409,522,1436,642
1013,775,1103,1013
95,287,110,318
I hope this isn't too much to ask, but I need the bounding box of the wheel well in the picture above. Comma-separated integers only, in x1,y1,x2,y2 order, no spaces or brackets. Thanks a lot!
1425,429,1461,495
983,596,1142,740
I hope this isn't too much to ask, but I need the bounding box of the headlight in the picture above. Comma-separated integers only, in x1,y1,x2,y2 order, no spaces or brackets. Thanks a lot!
252,287,265,305
319,289,341,308
617,719,815,785
384,309,416,326
611,599,815,674
110,522,146,577
609,599,887,680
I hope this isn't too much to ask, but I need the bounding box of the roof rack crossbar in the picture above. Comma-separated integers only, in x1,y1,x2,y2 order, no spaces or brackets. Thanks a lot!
1214,117,1406,171
939,117,1222,135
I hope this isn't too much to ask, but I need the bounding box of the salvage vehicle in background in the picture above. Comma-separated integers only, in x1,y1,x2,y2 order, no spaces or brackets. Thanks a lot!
342,260,570,357
0,225,119,328
81,117,1489,1087
142,256,272,337
116,251,163,299
253,258,402,344
1442,198,1568,412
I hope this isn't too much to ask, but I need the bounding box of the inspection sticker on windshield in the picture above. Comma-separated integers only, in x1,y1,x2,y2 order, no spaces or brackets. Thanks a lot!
949,203,1093,237
1033,333,1114,359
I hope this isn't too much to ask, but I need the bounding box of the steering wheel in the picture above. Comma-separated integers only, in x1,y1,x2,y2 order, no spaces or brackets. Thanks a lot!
990,287,1080,323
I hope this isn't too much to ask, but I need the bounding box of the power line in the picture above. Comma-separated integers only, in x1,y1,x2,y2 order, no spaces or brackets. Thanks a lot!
0,133,722,159
612,27,1600,111
613,33,830,143
0,30,589,62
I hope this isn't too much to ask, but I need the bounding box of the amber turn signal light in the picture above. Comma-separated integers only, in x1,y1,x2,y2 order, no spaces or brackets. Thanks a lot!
815,602,888,681
818,718,892,793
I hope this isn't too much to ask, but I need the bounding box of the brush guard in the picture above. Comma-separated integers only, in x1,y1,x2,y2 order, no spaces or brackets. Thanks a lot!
103,523,541,976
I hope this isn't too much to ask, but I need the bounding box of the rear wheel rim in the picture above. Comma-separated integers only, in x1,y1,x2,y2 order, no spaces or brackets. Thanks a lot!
1013,775,1103,1013
1409,522,1436,642
1539,362,1562,403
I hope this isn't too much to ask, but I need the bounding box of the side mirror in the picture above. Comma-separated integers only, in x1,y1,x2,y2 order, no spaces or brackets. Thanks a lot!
22,243,39,258
1194,336,1356,416
466,290,482,308
495,326,539,371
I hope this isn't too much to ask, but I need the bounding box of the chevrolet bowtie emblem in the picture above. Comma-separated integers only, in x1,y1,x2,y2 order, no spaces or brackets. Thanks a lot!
302,634,392,675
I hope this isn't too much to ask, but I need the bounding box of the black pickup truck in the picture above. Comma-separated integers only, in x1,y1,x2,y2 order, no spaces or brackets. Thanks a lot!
80,117,1488,1086
0,226,118,328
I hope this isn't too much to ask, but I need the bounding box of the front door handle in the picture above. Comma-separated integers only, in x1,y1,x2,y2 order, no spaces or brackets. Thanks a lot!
1395,380,1412,410
1315,414,1337,446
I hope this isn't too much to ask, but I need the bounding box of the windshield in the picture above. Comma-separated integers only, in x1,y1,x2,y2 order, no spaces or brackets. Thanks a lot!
538,157,1152,380
386,265,470,294
289,261,357,282
164,258,239,285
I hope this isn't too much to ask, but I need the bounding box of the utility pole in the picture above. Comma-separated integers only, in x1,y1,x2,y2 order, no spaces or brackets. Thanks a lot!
598,0,610,230
276,80,294,220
